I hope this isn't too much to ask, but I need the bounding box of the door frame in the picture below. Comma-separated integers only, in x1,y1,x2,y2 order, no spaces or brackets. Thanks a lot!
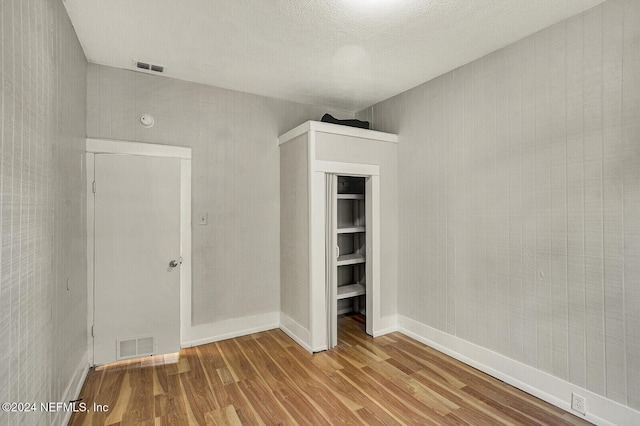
311,160,381,351
85,138,192,366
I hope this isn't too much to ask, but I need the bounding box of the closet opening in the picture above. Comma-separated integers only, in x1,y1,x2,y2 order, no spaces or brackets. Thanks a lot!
328,175,369,348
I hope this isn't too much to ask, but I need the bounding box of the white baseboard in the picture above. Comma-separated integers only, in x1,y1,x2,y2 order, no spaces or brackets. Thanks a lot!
373,314,398,337
181,312,279,348
398,315,640,426
59,351,90,426
279,312,313,353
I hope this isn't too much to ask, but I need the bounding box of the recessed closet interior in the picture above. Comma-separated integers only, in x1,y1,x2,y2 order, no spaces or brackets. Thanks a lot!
336,177,367,312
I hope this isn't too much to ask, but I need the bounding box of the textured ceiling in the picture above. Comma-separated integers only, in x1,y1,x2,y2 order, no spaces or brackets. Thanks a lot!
63,0,605,112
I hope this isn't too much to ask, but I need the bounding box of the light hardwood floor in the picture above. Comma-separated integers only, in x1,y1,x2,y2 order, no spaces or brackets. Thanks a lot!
70,315,591,425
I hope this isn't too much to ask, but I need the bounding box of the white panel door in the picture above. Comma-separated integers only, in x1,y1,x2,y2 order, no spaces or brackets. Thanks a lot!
93,153,181,365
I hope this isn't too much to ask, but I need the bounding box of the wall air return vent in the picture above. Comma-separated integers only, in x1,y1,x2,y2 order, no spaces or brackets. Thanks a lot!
132,60,165,74
116,336,156,360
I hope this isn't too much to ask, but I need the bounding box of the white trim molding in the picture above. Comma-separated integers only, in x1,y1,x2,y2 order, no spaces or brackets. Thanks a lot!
86,138,191,159
58,351,90,426
279,312,314,353
314,160,380,177
278,120,398,145
179,158,193,349
182,312,280,348
373,314,398,337
398,315,640,426
309,165,382,349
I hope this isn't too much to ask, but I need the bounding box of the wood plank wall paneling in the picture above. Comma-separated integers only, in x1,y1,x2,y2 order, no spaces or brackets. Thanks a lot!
549,19,570,385
0,0,88,425
622,0,640,410
69,315,591,426
507,41,525,365
357,0,640,412
602,0,625,404
566,8,588,390
583,6,606,397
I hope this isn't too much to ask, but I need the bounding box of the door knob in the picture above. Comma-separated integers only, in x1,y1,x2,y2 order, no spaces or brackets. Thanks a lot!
169,260,179,268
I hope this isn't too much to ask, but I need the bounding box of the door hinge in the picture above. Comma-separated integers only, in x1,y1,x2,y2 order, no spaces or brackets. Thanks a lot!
92,181,96,193
91,324,95,337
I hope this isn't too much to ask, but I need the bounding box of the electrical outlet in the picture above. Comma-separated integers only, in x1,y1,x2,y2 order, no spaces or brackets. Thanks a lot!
571,393,586,415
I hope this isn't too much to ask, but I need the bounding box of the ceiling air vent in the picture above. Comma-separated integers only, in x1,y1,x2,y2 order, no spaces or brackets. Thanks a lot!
132,60,165,74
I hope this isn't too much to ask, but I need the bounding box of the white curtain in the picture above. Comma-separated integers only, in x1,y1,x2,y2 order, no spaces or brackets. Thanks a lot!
325,174,338,349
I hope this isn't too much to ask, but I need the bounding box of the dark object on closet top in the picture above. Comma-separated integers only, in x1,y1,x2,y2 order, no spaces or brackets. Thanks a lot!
321,114,370,130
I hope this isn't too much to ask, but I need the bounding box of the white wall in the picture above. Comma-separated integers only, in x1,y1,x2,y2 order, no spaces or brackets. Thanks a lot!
358,0,640,418
280,134,310,331
86,64,352,335
0,0,88,425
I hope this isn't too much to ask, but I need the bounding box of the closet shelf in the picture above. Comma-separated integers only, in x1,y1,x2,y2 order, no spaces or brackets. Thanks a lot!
337,226,366,234
337,194,364,200
337,253,365,266
337,283,366,300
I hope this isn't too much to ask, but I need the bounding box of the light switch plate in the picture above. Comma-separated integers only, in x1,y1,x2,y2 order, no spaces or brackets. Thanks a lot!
199,213,208,225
